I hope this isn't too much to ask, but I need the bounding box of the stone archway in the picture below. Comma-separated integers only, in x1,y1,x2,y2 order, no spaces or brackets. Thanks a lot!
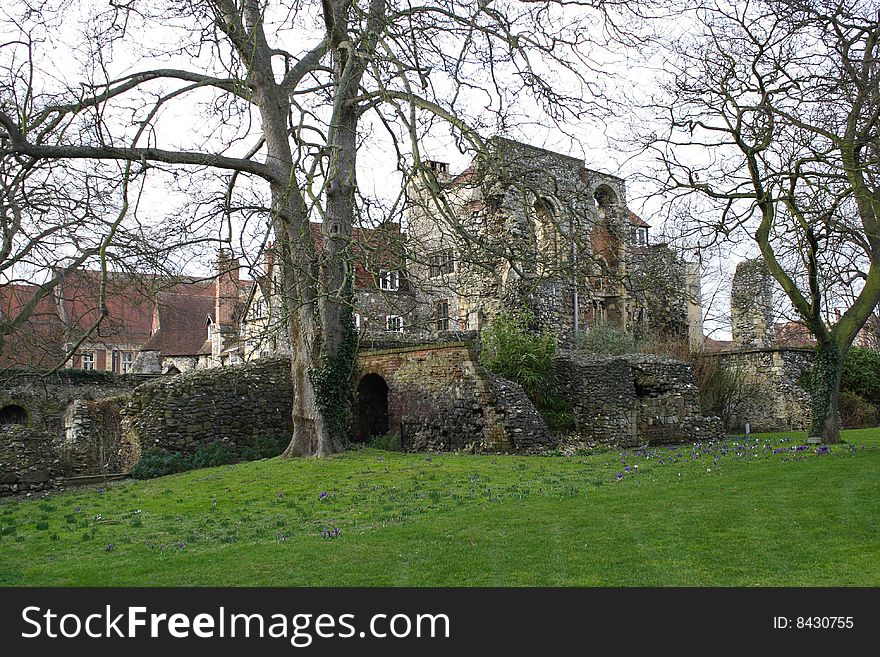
355,373,389,442
0,404,27,426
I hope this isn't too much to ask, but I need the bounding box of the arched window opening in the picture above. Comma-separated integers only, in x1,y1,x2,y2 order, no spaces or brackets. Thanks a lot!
0,404,27,426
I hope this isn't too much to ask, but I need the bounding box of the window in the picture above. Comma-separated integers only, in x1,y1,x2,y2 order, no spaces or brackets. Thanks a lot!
379,271,400,291
429,250,455,278
630,227,647,246
112,350,133,373
81,351,95,370
435,300,450,332
386,315,404,333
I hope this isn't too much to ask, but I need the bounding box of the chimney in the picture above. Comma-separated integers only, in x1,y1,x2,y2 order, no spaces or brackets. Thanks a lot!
215,250,240,327
264,242,276,277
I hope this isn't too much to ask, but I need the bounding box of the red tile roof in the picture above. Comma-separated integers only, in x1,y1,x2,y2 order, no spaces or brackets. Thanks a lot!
140,292,215,356
774,321,816,348
627,211,651,228
0,284,66,368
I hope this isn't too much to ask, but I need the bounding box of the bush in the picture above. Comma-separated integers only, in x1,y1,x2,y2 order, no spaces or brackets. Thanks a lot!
690,352,763,431
480,310,574,432
239,435,288,461
189,441,239,469
576,323,635,355
131,448,190,480
841,347,880,406
839,391,880,429
132,436,290,479
368,433,402,451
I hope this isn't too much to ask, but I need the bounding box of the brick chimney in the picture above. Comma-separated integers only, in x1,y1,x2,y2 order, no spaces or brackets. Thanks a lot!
264,242,276,277
215,250,240,328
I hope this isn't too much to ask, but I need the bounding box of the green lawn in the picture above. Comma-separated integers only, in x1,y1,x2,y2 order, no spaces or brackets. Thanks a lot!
1,429,878,586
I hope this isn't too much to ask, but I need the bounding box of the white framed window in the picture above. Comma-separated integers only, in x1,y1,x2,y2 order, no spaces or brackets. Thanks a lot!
386,315,404,333
630,227,648,246
379,271,400,291
81,351,95,370
120,351,134,374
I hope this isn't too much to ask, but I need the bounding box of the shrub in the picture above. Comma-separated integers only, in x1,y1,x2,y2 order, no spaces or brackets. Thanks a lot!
132,436,289,479
480,310,574,432
690,352,763,431
840,347,880,406
189,441,239,469
839,391,880,429
239,435,288,461
368,433,402,451
576,323,636,355
131,449,190,480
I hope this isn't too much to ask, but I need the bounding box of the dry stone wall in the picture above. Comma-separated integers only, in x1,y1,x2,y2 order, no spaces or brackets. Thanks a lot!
555,352,723,447
0,370,146,494
120,358,293,469
707,347,813,432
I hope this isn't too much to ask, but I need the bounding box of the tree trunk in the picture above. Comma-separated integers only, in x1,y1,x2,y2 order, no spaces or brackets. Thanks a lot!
809,340,843,444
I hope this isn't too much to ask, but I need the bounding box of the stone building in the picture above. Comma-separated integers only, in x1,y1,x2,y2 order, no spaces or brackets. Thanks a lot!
403,137,703,347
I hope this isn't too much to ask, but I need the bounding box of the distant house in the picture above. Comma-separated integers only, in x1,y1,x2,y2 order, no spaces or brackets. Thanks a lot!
238,223,416,362
0,255,253,375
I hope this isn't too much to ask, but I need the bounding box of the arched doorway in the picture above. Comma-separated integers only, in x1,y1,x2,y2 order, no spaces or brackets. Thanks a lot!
355,373,389,442
0,404,27,426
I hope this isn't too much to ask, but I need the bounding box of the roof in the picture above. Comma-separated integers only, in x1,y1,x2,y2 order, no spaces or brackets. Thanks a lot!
627,211,651,228
0,284,66,368
140,292,215,356
702,337,733,352
774,321,816,348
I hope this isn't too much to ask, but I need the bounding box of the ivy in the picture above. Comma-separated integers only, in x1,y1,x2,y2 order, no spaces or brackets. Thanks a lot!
309,308,358,442
809,343,841,436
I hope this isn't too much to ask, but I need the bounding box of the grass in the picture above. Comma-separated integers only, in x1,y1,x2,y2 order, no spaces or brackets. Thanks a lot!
0,428,878,586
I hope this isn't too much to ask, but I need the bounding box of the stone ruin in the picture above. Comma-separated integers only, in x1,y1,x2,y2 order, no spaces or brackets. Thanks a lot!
731,258,776,349
1,340,724,494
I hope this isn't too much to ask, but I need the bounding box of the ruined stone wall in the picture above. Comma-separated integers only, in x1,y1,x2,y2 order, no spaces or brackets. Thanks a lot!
0,426,58,494
120,358,293,469
627,245,692,346
555,352,723,447
707,347,813,432
0,370,145,494
731,258,776,348
356,343,551,452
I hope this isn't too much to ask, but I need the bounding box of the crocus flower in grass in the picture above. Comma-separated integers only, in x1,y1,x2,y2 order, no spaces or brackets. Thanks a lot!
319,491,329,500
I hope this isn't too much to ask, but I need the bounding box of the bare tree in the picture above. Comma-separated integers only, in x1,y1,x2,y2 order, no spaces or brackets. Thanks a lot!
647,0,880,442
0,1,638,455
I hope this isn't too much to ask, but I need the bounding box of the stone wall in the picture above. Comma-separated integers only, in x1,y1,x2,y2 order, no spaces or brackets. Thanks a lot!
706,347,813,432
555,352,723,447
120,358,293,469
356,343,551,452
0,370,147,493
731,259,776,348
0,426,58,494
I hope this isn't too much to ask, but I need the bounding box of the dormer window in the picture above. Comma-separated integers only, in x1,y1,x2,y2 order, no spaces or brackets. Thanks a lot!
630,227,648,246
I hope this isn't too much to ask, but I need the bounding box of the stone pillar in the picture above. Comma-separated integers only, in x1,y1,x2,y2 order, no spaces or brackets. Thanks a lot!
731,258,775,348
